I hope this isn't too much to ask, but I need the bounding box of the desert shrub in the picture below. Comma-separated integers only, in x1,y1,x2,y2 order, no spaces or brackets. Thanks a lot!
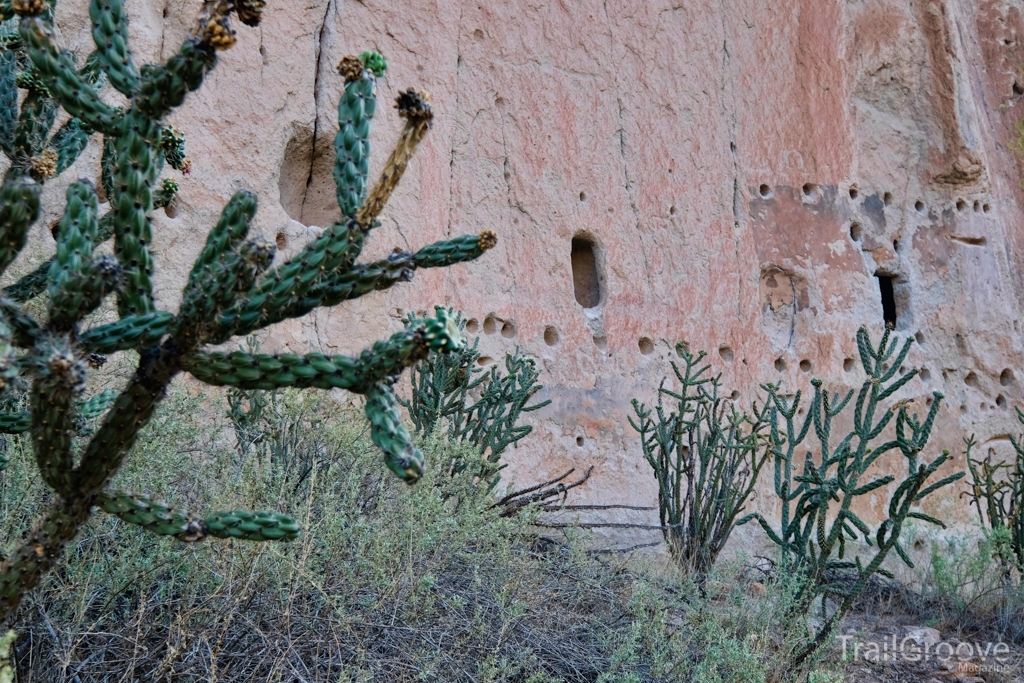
963,418,1024,576
629,346,771,578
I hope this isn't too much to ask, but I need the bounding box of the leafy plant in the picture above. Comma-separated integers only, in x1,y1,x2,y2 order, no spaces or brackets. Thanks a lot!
0,0,497,620
629,346,771,577
739,326,964,674
963,415,1024,575
400,309,550,486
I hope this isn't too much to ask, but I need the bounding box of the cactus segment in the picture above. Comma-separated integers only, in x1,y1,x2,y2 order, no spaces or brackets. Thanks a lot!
99,134,115,202
335,69,376,218
0,411,27,434
185,189,256,292
355,90,433,226
78,388,116,421
79,311,175,354
98,490,206,541
0,297,39,347
48,255,120,329
0,49,16,157
0,317,17,392
88,0,139,96
413,231,498,268
49,180,99,295
365,382,423,483
158,126,187,171
111,113,158,317
49,117,89,175
30,338,85,496
203,509,299,541
135,39,216,120
0,176,39,277
20,17,119,134
185,316,460,393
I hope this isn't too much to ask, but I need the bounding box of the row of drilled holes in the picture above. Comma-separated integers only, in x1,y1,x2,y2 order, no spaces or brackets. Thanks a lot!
758,183,991,216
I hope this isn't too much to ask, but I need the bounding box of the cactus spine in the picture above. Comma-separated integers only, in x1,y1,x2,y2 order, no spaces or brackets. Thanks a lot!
0,0,497,620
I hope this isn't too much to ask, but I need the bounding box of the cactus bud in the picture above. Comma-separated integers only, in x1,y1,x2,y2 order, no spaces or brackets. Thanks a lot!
395,88,433,123
337,55,364,84
29,148,56,180
12,0,48,17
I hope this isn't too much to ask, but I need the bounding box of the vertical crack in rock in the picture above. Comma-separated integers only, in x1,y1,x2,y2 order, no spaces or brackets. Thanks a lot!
300,0,335,224
719,1,746,320
158,0,169,59
497,111,521,301
446,0,466,239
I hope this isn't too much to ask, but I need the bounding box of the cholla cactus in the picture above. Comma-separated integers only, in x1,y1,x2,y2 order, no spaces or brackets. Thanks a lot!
0,0,496,620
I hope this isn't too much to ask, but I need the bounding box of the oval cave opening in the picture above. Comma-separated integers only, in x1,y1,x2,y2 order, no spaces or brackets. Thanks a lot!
571,235,601,309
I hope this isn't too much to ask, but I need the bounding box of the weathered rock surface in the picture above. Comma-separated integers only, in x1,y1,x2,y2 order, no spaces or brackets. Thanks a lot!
12,0,1024,546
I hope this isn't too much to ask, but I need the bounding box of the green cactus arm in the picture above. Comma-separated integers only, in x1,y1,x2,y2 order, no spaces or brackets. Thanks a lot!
186,314,462,394
335,63,377,217
97,490,205,540
0,411,27,434
12,89,55,163
0,49,16,157
98,490,298,542
88,0,139,96
111,113,159,317
203,509,299,541
48,180,99,295
365,382,423,483
0,177,39,277
30,340,83,496
0,317,17,391
158,126,187,172
134,38,216,121
48,256,121,330
20,17,120,135
78,311,174,354
78,388,117,421
183,190,256,295
176,237,274,348
413,231,498,268
48,117,90,175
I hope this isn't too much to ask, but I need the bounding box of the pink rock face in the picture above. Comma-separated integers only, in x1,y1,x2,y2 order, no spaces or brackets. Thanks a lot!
10,0,1024,543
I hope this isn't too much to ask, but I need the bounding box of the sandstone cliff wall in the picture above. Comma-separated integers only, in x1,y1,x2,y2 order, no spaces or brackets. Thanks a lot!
16,0,1024,538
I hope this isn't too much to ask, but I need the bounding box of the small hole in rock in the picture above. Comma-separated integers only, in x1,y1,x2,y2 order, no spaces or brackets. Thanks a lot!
1015,82,1023,97
849,185,859,200
974,200,981,212
920,368,931,382
576,436,584,447
899,365,907,375
164,202,178,219
719,346,734,363
893,239,900,252
483,315,498,335
800,359,812,373
915,200,925,213
275,232,287,250
730,390,740,400
883,192,893,207
915,331,925,346
843,358,856,373
638,337,655,355
593,335,607,350
926,397,933,406
802,183,817,199
850,222,863,242
775,357,786,372
965,371,980,388
543,326,559,346
500,321,516,338
579,191,586,201
1001,369,1015,386
961,404,967,414
956,199,966,211
984,203,991,213
913,540,924,551
477,356,494,366
982,402,988,410
465,318,480,334
997,394,1007,408
669,205,677,216
759,184,772,198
